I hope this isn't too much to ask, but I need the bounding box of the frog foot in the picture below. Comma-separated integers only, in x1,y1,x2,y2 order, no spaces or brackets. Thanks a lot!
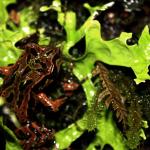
15,122,54,150
33,92,66,112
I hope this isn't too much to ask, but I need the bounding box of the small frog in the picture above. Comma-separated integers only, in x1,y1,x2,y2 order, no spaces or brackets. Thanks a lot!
0,34,69,149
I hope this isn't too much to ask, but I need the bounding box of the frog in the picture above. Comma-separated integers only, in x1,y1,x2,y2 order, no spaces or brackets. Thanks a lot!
0,33,80,149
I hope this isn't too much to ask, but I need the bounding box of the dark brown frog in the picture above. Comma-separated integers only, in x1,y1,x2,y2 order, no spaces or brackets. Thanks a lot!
0,35,66,149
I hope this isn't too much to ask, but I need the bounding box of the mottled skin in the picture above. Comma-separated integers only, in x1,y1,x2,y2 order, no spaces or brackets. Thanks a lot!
0,42,65,149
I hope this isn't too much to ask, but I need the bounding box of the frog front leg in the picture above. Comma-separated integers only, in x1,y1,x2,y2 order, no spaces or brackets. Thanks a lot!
33,92,66,112
62,81,79,96
33,80,80,111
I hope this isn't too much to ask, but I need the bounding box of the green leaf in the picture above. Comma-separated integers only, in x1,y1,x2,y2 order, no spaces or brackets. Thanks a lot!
87,111,127,150
96,111,126,150
73,54,96,104
55,118,85,149
0,97,5,106
0,117,22,150
84,2,114,14
40,0,61,12
0,30,22,66
4,124,22,150
0,0,16,25
84,21,150,83
6,141,22,150
0,5,36,67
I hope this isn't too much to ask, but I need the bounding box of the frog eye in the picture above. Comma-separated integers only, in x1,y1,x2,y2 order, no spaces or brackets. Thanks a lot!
25,43,46,55
15,33,39,49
